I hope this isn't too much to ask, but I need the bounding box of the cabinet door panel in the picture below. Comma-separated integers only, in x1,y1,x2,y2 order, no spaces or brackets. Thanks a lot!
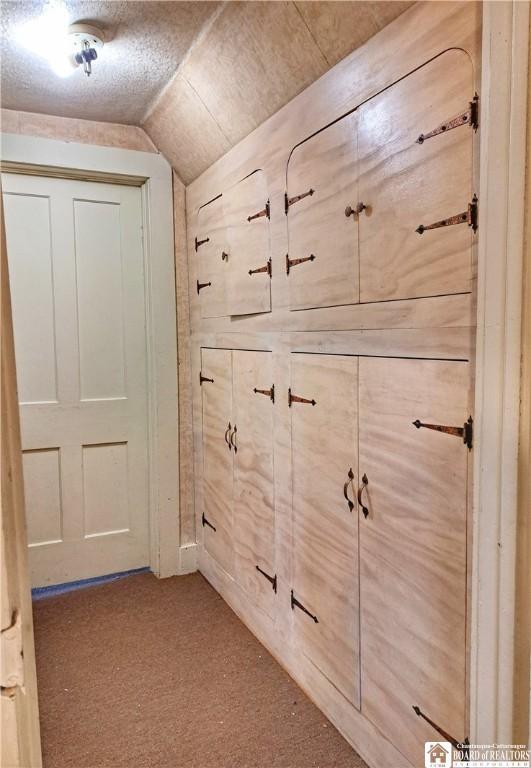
201,348,234,575
233,350,275,617
223,171,271,316
197,197,230,318
287,115,359,311
358,49,474,302
359,357,468,765
291,354,360,707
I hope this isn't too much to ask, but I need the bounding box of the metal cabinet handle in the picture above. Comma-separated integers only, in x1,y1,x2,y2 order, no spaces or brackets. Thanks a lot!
357,473,369,518
345,202,368,218
230,424,237,453
225,422,232,450
343,468,355,511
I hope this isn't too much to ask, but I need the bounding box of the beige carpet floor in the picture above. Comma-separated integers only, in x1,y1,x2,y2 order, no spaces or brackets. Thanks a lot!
33,571,367,768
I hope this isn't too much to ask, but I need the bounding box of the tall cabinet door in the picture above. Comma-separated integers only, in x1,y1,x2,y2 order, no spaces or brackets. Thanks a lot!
223,171,271,316
196,197,229,318
358,49,475,302
358,357,469,765
232,351,276,617
201,348,234,575
291,354,360,707
287,114,359,311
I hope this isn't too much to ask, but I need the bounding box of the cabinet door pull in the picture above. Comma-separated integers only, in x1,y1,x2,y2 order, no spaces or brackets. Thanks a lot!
230,424,237,453
345,202,367,218
224,422,232,450
357,473,369,518
221,251,229,261
343,468,355,511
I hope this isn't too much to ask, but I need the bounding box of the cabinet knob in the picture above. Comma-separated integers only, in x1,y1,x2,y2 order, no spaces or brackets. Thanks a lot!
345,202,368,218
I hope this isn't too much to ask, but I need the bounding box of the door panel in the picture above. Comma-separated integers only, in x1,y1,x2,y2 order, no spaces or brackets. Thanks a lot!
197,196,229,318
359,357,468,765
201,348,234,575
223,171,271,316
3,174,149,587
358,49,474,302
232,350,275,617
291,353,360,707
287,114,359,310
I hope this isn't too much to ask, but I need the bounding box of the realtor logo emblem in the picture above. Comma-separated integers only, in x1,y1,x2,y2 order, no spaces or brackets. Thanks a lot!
425,742,452,767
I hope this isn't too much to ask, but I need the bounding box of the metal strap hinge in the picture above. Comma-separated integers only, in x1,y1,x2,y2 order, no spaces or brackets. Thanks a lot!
413,416,473,450
254,385,275,403
199,372,214,385
249,258,272,277
201,512,216,532
197,280,212,294
248,200,270,222
413,706,469,752
195,236,210,252
256,566,277,593
291,591,318,623
286,253,315,275
416,195,478,235
417,93,479,144
285,188,314,214
288,388,316,407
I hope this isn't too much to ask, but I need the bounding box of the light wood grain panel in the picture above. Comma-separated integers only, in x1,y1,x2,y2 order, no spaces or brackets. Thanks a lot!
223,171,271,316
359,357,469,765
197,196,230,318
201,348,234,576
287,114,359,310
291,353,360,707
233,350,276,618
358,49,475,302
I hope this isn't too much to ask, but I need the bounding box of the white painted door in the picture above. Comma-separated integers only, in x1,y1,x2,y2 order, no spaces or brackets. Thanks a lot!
2,173,149,588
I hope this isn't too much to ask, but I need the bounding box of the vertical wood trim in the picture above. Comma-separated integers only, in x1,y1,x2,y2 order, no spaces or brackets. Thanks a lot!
471,0,530,743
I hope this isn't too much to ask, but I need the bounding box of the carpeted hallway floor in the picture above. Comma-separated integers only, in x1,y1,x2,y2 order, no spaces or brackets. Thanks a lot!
33,572,367,768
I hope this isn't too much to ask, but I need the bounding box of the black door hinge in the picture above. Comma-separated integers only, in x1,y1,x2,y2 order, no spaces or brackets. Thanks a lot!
197,280,212,294
285,188,314,214
199,372,214,385
248,200,270,222
254,385,275,403
412,415,473,450
288,388,316,407
201,512,216,532
286,253,315,274
256,566,277,593
249,257,272,277
291,590,318,623
416,195,478,235
195,236,210,252
417,93,479,144
412,706,469,752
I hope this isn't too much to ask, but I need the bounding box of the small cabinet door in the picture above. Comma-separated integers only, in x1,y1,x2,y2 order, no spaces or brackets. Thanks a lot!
290,353,360,707
201,348,234,575
196,197,230,318
223,171,271,316
358,357,469,765
286,115,359,311
232,350,276,617
358,49,475,302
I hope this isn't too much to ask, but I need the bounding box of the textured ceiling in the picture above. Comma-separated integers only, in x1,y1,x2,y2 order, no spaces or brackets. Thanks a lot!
0,1,219,124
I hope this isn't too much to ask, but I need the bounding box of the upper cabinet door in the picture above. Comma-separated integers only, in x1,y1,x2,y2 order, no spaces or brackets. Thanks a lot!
201,347,234,576
232,350,276,618
223,171,272,316
358,357,469,766
358,50,475,302
286,114,359,311
196,197,230,318
290,353,360,708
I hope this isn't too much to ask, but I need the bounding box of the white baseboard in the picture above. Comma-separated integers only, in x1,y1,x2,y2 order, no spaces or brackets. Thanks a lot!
178,543,198,575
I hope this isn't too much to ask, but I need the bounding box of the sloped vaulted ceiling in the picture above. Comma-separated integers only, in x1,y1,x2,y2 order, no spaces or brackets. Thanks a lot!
142,1,413,184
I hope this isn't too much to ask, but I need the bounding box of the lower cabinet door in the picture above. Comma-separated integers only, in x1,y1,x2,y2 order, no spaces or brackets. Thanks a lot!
290,353,360,707
201,348,234,575
232,350,276,617
358,357,469,765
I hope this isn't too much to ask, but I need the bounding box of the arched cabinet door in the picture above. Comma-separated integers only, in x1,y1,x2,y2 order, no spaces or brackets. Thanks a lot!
358,49,476,302
196,196,230,319
286,114,359,311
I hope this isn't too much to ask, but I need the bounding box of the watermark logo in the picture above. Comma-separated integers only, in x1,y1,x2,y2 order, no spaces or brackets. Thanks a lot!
425,742,452,768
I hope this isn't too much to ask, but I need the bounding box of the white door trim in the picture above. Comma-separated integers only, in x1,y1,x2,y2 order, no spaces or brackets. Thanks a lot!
1,133,182,579
472,1,530,742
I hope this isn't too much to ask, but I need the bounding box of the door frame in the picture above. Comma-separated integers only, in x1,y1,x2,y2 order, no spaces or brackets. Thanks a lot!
1,133,183,579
